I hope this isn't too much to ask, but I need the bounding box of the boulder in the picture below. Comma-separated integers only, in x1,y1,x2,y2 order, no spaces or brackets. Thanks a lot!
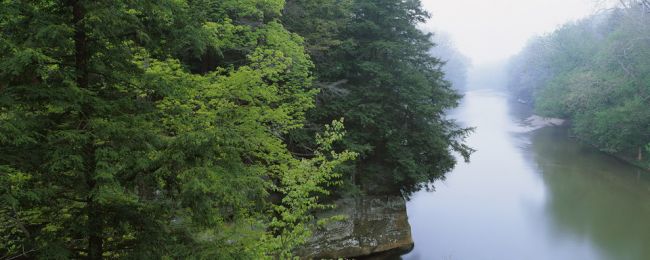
525,115,566,128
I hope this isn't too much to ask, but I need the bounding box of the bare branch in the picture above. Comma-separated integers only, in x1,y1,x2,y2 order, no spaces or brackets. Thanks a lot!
316,79,350,96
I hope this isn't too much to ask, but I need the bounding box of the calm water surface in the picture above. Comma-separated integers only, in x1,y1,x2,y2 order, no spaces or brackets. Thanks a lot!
402,89,650,260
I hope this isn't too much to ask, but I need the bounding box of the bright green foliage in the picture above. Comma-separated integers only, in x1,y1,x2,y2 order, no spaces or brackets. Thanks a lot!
283,0,473,196
268,119,356,257
508,4,650,167
0,0,353,259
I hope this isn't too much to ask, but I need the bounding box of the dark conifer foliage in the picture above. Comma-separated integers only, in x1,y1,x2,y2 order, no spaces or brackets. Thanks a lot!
0,0,472,258
283,0,473,196
0,1,353,258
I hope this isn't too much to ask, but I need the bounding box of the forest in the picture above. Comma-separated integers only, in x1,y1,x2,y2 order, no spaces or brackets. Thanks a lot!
508,0,650,169
0,0,471,258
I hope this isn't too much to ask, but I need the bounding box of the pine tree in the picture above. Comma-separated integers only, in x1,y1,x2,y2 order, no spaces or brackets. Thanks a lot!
284,0,473,195
0,1,353,258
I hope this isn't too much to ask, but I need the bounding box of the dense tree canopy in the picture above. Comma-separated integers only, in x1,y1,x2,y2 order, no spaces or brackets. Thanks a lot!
0,1,353,258
1,0,470,258
283,0,473,196
508,1,650,168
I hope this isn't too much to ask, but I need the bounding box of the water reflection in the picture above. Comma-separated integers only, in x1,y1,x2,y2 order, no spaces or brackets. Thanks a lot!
402,90,650,260
531,127,650,260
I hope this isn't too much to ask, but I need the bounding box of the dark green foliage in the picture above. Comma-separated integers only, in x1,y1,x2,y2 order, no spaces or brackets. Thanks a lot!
0,0,471,258
508,3,650,168
0,0,353,258
283,0,473,196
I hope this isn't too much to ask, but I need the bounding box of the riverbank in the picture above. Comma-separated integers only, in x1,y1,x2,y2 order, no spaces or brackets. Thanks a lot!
585,143,650,172
518,110,649,172
524,115,565,129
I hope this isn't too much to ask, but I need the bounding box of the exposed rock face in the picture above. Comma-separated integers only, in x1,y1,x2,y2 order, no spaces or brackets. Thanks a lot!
525,115,565,129
298,196,413,259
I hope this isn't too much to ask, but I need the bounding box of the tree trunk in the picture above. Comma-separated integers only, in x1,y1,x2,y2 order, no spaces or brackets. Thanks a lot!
87,199,103,260
73,1,103,258
638,146,643,161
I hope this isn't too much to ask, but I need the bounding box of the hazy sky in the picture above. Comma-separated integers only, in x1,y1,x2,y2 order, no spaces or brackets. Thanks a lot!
420,0,607,65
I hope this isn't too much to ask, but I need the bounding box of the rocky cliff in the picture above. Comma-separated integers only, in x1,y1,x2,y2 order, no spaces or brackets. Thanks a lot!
297,196,413,259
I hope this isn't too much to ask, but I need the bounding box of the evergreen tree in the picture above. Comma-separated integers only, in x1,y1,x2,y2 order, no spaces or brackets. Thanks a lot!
0,1,353,258
284,0,473,196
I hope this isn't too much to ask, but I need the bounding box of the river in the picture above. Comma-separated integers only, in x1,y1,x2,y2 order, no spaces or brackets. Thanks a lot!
401,89,650,260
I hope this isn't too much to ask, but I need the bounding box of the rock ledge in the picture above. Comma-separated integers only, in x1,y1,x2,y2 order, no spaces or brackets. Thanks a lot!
298,196,413,259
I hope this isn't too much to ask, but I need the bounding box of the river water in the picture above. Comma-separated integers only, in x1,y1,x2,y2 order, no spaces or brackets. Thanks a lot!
402,89,650,260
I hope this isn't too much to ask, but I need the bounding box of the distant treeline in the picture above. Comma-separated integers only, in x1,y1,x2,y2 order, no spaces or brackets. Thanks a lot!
0,0,470,258
508,1,650,168
429,33,471,92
